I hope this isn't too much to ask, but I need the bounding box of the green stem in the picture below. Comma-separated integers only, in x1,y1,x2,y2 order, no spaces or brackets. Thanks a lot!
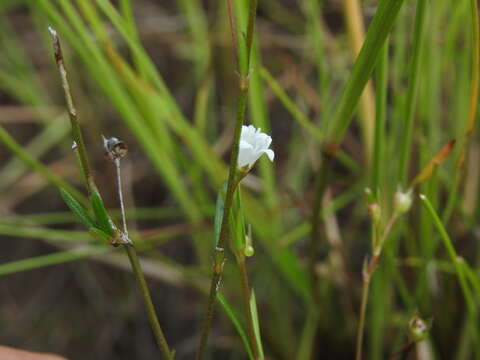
397,0,427,185
237,255,260,359
372,41,388,195
356,276,371,360
442,0,479,224
309,148,335,304
419,194,478,346
49,27,95,193
124,245,173,360
196,1,258,358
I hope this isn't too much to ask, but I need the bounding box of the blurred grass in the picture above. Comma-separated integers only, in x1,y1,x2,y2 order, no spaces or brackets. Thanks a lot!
0,0,479,359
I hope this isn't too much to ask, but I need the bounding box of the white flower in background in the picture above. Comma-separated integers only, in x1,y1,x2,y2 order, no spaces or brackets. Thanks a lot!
238,125,274,170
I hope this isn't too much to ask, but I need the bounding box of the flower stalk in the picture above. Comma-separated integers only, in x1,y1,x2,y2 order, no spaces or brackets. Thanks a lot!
49,28,172,360
355,189,406,360
196,1,259,358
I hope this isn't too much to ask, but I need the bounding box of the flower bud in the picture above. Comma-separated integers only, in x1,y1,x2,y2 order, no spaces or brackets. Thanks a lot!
368,203,381,223
394,188,413,214
408,316,431,342
244,245,255,257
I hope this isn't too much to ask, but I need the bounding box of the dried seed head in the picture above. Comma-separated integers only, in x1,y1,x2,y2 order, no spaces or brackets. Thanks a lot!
102,135,128,162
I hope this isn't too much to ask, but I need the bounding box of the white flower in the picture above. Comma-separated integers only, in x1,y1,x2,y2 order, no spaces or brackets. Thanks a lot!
238,125,274,169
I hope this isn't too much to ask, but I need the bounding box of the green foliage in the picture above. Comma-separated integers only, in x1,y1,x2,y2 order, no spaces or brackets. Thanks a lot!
0,0,479,358
59,187,96,229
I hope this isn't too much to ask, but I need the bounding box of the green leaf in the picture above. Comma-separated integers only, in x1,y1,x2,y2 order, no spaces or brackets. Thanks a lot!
249,289,264,359
60,187,96,228
89,227,113,243
328,0,406,144
90,188,114,235
0,245,108,277
217,292,254,360
230,187,247,254
213,182,227,247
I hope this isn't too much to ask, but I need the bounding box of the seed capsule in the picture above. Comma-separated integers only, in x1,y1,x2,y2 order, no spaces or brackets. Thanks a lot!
102,135,128,162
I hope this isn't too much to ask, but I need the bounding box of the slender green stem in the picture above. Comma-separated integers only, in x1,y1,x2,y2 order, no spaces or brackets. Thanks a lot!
397,0,427,185
309,149,335,304
356,213,398,360
306,147,335,360
48,27,95,193
372,41,389,195
466,0,479,137
419,194,478,344
442,0,479,223
49,27,173,359
237,256,260,359
356,276,370,360
124,245,173,360
196,1,258,358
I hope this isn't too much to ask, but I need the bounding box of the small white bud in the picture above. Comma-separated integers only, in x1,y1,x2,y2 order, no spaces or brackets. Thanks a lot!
394,188,413,214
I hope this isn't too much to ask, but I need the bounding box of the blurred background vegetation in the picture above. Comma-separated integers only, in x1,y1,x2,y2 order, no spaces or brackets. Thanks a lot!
0,0,479,359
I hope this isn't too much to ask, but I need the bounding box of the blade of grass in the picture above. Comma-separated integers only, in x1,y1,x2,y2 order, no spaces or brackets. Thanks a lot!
217,292,254,360
397,0,428,185
419,194,479,352
327,0,406,146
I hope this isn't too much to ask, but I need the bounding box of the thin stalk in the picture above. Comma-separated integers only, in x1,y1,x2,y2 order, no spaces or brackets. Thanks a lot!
342,0,376,165
48,27,94,194
372,42,389,195
465,0,479,138
356,275,370,360
112,151,173,359
397,0,427,185
309,148,335,304
306,147,335,360
237,256,260,359
355,213,398,360
419,194,479,346
196,1,258,358
442,0,479,223
49,28,172,359
115,158,128,235
124,245,173,359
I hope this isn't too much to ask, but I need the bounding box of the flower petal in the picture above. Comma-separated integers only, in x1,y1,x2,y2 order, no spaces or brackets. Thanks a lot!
264,149,275,162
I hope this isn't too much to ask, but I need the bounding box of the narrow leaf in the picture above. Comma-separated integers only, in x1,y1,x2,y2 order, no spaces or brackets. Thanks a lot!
329,0,406,144
213,182,227,246
249,289,264,359
0,245,108,277
89,227,113,243
230,187,247,254
217,292,254,360
90,188,114,235
60,187,96,228
410,140,456,188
